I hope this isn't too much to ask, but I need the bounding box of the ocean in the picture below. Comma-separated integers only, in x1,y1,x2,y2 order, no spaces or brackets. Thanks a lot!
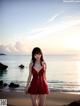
0,54,80,94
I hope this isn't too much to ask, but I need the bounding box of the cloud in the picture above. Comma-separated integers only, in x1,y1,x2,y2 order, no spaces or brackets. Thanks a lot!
26,15,80,53
0,41,28,54
47,11,64,23
15,41,24,51
0,44,17,54
0,45,9,54
27,11,64,38
1,14,80,54
48,14,59,23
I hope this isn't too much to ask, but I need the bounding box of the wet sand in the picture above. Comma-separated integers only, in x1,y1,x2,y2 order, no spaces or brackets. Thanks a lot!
0,89,80,106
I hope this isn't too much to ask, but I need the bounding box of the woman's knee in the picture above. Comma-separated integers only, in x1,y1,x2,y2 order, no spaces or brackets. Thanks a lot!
31,100,37,106
39,102,45,106
38,95,46,106
30,95,37,106
32,103,37,106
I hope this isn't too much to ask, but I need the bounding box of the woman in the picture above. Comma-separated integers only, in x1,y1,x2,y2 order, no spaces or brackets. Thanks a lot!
25,47,49,106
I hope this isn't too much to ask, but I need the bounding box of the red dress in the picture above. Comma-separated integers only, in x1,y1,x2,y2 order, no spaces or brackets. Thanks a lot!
28,66,49,94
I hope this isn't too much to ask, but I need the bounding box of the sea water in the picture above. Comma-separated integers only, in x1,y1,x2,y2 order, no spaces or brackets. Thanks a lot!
0,54,80,94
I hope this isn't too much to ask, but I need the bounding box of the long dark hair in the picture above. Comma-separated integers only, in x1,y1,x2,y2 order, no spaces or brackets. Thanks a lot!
31,47,44,66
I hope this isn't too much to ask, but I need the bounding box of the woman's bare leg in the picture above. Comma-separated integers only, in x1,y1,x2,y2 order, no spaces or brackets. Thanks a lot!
30,95,38,106
38,94,46,106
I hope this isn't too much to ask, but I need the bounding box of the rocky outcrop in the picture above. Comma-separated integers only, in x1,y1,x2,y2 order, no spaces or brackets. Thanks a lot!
0,81,20,89
19,64,24,69
9,82,20,88
0,53,6,55
65,100,80,106
69,101,80,106
0,63,8,70
0,80,8,88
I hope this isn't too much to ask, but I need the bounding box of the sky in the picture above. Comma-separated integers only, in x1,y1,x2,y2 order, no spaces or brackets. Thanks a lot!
0,0,80,55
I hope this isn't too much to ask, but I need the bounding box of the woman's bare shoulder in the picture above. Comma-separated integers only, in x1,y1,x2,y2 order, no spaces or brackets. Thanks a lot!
42,61,47,67
42,61,46,65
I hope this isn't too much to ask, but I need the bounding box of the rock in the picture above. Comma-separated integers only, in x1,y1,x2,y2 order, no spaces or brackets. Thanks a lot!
19,64,24,69
0,80,8,88
0,80,3,87
9,82,20,88
64,100,80,106
68,100,80,106
0,53,6,55
0,63,8,70
3,83,8,87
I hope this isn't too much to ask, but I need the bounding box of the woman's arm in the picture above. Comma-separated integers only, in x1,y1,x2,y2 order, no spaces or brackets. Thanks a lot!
25,62,32,91
42,61,47,80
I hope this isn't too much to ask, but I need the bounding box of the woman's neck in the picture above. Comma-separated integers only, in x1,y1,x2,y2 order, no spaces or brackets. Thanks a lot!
35,59,40,64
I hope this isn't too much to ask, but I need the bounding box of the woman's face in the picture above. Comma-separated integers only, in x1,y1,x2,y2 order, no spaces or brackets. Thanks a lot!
34,53,41,60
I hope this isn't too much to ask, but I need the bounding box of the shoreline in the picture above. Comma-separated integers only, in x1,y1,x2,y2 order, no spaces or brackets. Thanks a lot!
0,85,80,95
0,88,80,106
1,79,80,94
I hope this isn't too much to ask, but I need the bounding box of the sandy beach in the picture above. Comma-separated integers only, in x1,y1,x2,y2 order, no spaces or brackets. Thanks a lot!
0,88,80,106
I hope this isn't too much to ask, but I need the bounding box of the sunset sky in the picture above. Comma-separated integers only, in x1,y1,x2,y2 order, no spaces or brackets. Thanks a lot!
0,0,80,54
